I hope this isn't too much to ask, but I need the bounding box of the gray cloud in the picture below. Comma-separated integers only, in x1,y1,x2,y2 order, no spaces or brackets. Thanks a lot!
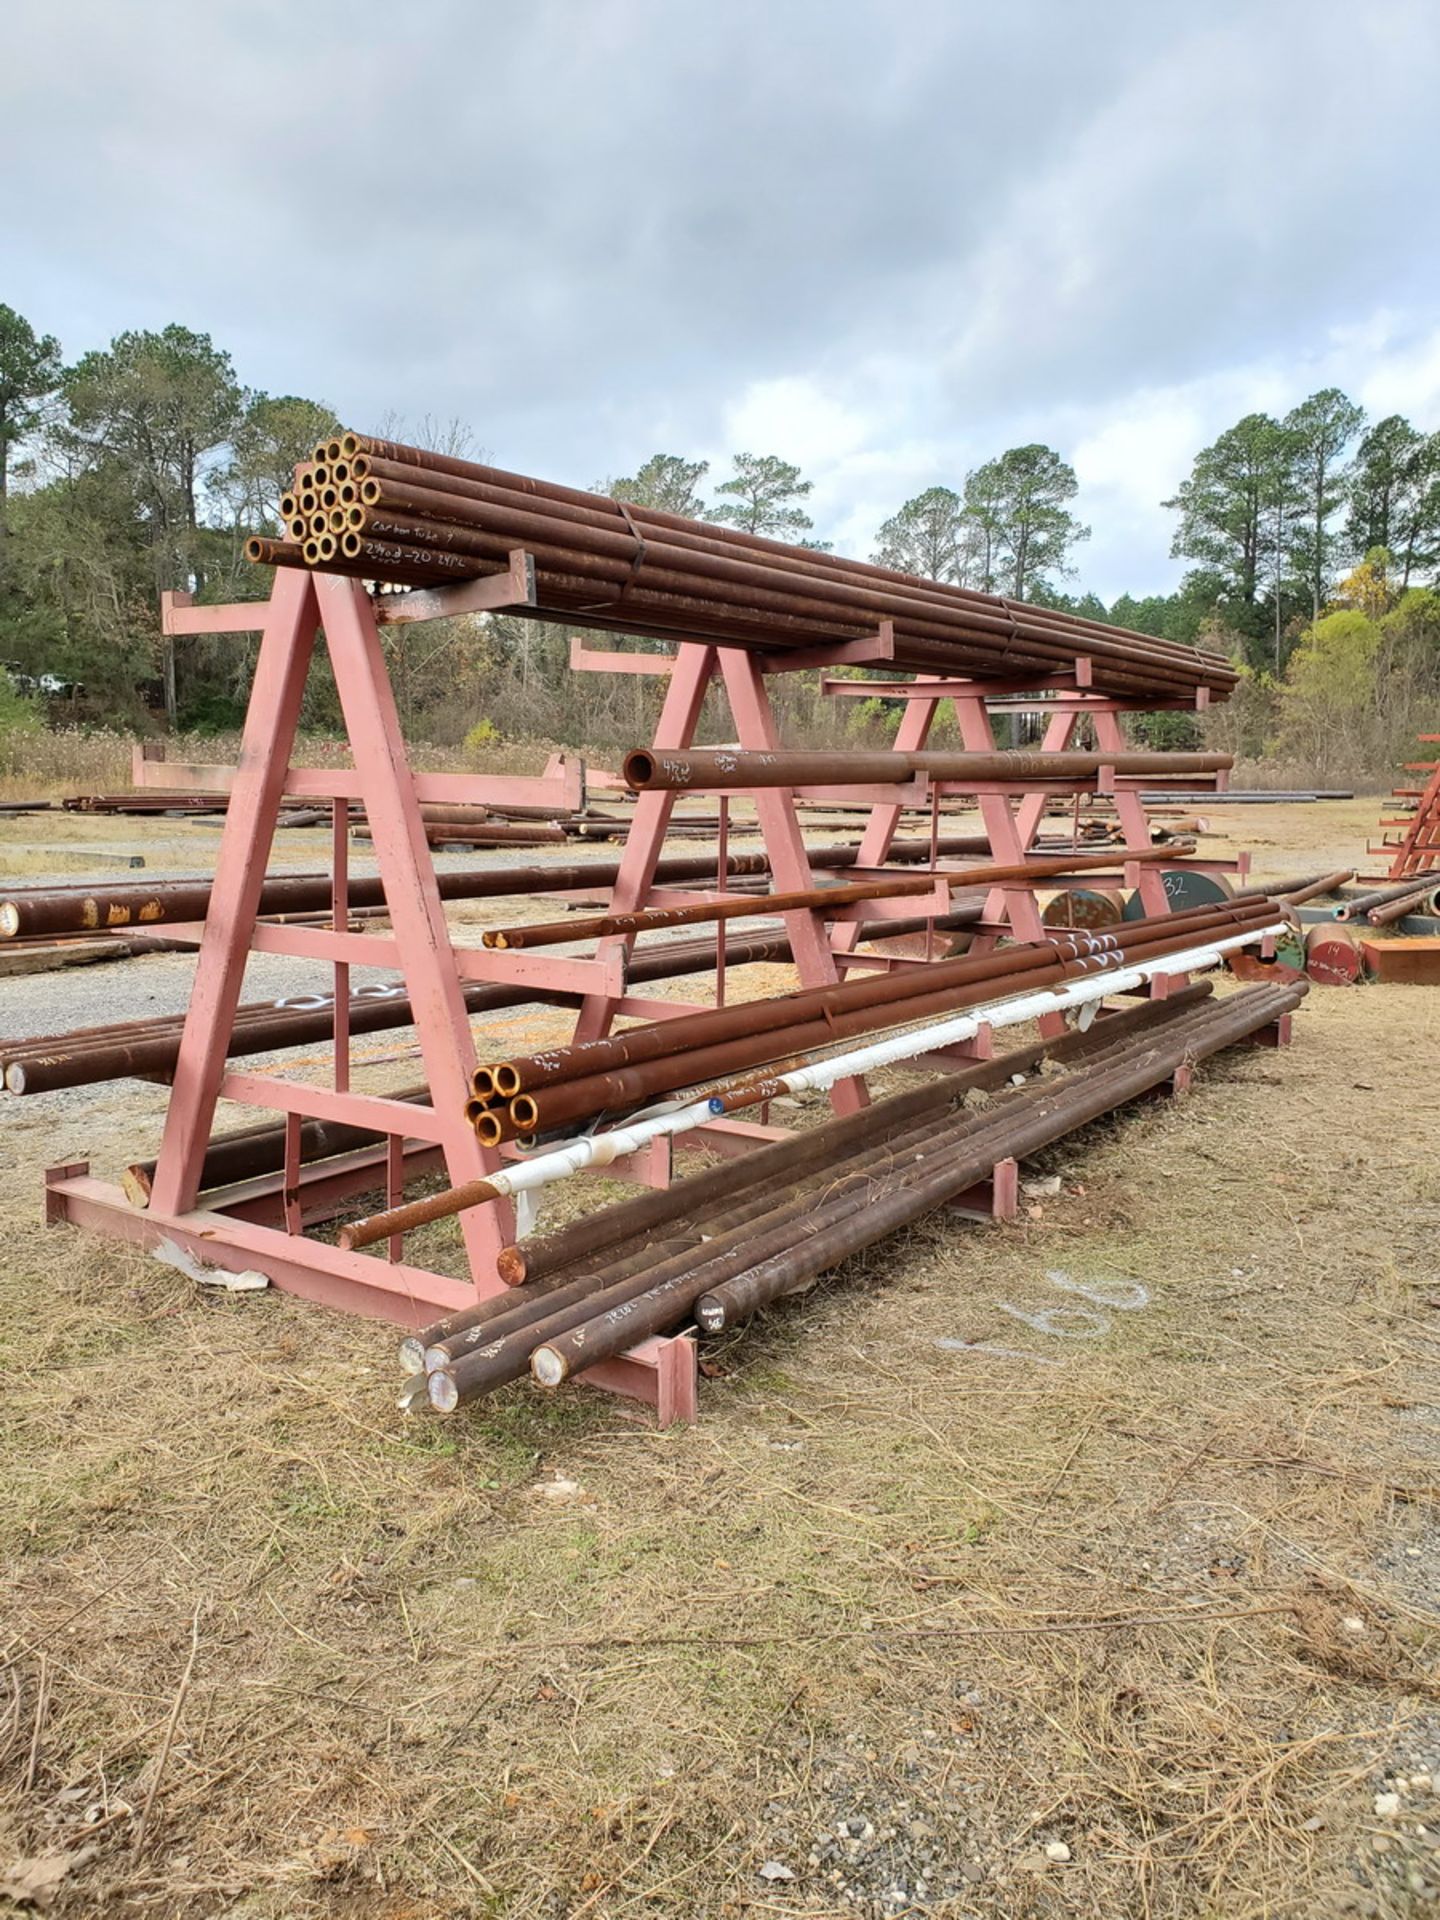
3,0,1438,595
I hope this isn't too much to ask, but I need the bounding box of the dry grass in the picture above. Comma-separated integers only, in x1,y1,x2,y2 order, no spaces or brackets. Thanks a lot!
0,727,563,802
2,798,1439,1917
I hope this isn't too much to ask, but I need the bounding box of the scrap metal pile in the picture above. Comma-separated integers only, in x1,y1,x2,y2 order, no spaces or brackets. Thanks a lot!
386,980,1304,1413
248,434,1239,703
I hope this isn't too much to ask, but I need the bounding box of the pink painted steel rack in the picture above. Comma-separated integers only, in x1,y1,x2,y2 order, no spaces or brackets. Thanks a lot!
45,562,1242,1425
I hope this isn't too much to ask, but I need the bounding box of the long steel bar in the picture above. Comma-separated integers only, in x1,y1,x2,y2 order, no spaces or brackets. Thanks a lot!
622,748,1232,792
0,835,994,941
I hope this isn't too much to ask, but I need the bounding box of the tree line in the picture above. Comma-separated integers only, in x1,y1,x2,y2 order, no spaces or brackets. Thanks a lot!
1,298,1437,774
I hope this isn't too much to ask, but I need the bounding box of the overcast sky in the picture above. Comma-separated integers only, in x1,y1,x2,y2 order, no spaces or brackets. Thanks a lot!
4,0,1439,599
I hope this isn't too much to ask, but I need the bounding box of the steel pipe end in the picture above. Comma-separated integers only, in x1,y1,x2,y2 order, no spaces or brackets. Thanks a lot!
422,1343,451,1374
624,750,657,790
302,539,323,566
6,1063,27,1093
349,453,370,478
340,532,363,559
311,464,330,488
279,492,297,519
475,1112,505,1148
330,461,349,484
510,1096,539,1131
311,439,331,465
428,1370,459,1413
360,478,382,506
398,1335,426,1374
345,505,365,531
531,1346,566,1388
339,431,362,460
495,1247,528,1285
286,518,308,542
0,904,17,939
472,1067,496,1099
325,437,344,464
492,1065,521,1097
696,1298,726,1333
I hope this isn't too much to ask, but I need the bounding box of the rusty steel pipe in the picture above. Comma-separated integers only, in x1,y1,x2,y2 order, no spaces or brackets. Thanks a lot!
481,874,935,949
1365,881,1440,925
529,985,1305,1381
623,747,1232,792
121,1085,433,1207
1,925,797,1096
488,897,1275,1100
245,537,305,569
0,837,990,941
350,488,1221,700
331,438,1233,698
490,980,1214,1291
479,846,1186,951
505,901,1274,1134
1333,876,1440,921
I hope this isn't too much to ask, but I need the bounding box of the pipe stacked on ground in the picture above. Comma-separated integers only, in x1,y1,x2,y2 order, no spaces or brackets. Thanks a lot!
250,433,1238,705
404,982,1302,1410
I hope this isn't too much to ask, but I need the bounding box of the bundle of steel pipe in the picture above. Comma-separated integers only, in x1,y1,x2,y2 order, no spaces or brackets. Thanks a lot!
407,983,1300,1411
1334,876,1440,923
259,434,1237,704
469,898,1281,1141
0,835,991,941
622,747,1233,792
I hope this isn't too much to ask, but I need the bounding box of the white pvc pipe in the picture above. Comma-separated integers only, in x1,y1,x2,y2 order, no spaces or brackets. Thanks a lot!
476,923,1288,1209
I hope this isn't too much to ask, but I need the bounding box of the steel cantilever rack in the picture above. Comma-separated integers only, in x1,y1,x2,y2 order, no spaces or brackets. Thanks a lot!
45,552,1245,1425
